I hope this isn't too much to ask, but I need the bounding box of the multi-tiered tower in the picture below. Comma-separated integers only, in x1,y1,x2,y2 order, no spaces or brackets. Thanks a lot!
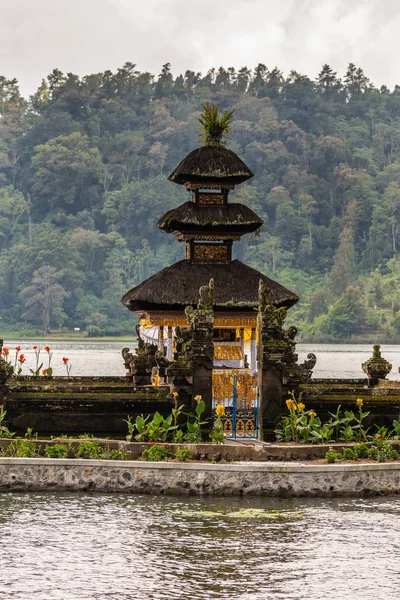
121,105,298,397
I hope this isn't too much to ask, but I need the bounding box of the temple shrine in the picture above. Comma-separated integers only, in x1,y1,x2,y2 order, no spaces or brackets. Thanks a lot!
121,104,299,437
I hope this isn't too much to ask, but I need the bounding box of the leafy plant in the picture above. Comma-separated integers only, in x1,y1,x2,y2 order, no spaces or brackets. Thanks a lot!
141,444,168,462
100,447,127,460
325,449,342,463
210,404,225,444
0,406,15,439
343,447,356,460
184,398,207,444
74,439,103,459
44,443,69,458
25,427,38,440
30,345,43,376
2,438,38,458
175,446,194,462
198,102,235,148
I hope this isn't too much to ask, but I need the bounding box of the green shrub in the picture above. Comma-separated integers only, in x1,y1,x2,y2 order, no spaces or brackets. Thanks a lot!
2,438,37,458
141,444,168,461
343,447,356,460
175,447,194,462
325,449,342,464
368,447,379,460
74,440,103,459
390,449,400,460
101,447,127,460
353,443,369,459
44,443,69,458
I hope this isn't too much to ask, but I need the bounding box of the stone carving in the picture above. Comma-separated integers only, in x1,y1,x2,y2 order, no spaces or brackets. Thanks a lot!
362,344,392,386
167,278,215,387
257,280,316,383
121,327,158,385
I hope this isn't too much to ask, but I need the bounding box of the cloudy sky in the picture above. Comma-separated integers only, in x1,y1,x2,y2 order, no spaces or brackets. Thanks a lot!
1,0,400,96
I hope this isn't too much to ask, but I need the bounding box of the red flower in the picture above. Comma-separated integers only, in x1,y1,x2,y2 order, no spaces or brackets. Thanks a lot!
44,346,51,353
1,348,9,357
15,346,21,352
150,441,156,445
62,357,69,364
33,345,38,350
42,369,47,375
18,354,25,364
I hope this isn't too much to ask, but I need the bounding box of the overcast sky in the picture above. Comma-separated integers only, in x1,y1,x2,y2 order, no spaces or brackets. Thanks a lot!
1,0,400,97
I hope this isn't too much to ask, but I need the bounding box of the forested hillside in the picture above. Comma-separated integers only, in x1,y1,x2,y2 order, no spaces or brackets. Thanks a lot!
2,62,400,340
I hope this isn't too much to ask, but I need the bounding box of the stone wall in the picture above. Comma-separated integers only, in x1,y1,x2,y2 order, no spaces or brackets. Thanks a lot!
5,377,173,437
0,458,399,497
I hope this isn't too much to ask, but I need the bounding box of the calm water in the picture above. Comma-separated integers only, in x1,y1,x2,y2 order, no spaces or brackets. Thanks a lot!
3,340,400,378
0,493,399,600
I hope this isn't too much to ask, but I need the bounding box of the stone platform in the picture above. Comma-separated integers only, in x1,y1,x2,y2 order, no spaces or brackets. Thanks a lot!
0,458,399,497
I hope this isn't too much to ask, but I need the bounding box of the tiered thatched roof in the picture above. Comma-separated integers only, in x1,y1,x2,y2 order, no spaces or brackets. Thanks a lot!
157,202,263,234
121,259,298,312
168,147,254,185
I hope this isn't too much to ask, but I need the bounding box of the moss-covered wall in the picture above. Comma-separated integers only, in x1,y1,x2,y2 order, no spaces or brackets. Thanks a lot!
5,377,173,437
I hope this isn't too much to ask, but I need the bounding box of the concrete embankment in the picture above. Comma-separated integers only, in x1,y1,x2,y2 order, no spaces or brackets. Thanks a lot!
0,458,399,497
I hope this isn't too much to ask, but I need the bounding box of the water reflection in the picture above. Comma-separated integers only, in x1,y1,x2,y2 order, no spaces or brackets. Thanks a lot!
0,494,399,599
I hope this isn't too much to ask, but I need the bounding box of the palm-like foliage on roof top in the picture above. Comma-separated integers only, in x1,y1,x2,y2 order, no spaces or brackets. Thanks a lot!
198,103,235,148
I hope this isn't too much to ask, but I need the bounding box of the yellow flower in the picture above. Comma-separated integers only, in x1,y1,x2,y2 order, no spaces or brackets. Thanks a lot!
356,398,363,408
309,411,317,419
215,404,225,417
194,395,202,403
298,402,305,411
286,399,296,411
172,391,179,398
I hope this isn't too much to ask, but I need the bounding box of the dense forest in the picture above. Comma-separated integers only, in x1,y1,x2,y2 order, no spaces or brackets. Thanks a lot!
2,61,400,340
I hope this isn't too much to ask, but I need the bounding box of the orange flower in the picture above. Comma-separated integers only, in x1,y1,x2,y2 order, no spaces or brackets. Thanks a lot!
18,354,25,364
42,369,47,375
62,357,69,364
1,348,9,357
298,402,305,411
44,346,51,353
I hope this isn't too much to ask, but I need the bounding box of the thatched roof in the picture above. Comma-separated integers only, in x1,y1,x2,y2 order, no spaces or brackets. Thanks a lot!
157,202,263,234
168,146,254,185
121,259,298,312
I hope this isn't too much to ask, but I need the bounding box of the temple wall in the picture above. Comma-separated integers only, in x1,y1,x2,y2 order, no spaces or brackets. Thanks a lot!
4,377,173,437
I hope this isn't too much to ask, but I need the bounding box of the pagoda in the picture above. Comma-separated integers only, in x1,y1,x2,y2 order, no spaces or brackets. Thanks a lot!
121,104,298,434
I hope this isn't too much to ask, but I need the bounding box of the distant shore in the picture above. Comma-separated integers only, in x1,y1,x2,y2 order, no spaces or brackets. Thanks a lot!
1,332,136,342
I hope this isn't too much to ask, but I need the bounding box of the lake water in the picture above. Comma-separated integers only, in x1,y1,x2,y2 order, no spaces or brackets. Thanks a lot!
0,493,399,600
1,346,400,599
2,340,400,379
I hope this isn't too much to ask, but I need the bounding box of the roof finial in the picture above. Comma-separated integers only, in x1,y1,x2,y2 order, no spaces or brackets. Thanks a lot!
198,102,235,148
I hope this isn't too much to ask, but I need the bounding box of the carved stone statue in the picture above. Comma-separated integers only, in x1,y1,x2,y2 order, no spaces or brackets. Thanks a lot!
362,344,392,386
257,279,316,383
121,327,158,385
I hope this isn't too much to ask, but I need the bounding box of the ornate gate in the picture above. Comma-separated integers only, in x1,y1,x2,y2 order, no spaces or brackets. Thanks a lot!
212,370,259,439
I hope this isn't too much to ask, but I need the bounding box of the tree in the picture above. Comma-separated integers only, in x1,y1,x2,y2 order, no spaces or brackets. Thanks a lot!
30,132,103,214
330,227,356,295
324,286,365,337
20,266,69,334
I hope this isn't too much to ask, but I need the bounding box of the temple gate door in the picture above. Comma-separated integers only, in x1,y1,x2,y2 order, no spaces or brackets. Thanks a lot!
212,370,259,439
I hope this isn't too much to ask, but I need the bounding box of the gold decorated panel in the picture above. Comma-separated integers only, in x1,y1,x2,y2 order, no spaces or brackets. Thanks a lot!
198,194,225,205
143,314,257,328
193,244,228,261
214,344,243,360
